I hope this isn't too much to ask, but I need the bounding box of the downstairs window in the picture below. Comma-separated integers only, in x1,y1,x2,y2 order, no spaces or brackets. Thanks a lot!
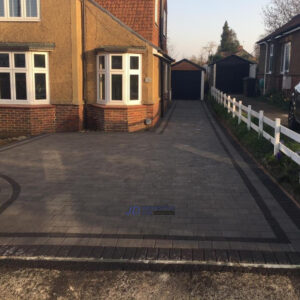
0,51,49,104
97,53,142,105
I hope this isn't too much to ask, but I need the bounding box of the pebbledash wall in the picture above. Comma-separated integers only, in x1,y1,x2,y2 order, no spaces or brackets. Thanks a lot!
0,0,165,137
0,0,84,137
84,0,163,133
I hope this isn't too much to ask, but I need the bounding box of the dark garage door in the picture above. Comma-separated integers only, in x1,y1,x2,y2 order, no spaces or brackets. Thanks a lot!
216,63,249,94
172,70,202,100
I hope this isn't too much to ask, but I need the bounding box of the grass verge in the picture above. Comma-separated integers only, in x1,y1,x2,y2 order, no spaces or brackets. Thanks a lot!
208,95,300,204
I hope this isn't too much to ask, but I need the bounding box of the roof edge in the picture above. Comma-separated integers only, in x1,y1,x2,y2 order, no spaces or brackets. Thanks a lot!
209,54,257,66
172,59,206,71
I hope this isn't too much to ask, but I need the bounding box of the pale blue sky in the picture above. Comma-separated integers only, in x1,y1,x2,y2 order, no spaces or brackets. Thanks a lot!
168,0,270,60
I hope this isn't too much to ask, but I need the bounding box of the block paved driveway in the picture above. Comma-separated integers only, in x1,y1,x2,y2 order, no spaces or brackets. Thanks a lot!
0,101,300,264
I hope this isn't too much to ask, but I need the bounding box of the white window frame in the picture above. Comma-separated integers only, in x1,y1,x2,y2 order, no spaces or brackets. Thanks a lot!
0,0,40,21
281,42,291,74
0,51,49,104
267,44,274,74
96,53,142,106
155,0,158,25
163,9,167,37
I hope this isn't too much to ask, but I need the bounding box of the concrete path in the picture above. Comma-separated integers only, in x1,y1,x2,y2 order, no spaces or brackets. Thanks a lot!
0,101,300,266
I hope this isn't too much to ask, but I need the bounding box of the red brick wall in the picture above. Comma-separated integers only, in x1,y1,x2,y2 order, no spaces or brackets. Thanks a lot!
0,104,84,138
87,102,161,132
55,105,84,132
0,105,55,138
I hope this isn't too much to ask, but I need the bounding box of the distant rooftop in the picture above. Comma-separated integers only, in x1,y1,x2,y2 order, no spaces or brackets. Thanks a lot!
257,14,300,44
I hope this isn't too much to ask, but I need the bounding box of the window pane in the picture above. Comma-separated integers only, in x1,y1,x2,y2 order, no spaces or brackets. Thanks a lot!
9,0,21,17
130,57,139,70
15,73,27,100
0,73,11,99
130,75,139,100
285,44,291,72
34,54,46,68
111,74,122,100
99,56,105,71
14,54,26,68
0,54,9,67
35,73,46,99
26,0,38,17
0,0,4,17
99,74,105,100
111,56,122,69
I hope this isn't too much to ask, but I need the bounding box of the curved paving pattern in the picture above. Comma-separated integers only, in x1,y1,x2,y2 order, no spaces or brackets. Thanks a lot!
0,101,299,266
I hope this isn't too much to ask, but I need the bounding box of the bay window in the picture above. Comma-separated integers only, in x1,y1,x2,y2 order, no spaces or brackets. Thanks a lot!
0,52,49,104
0,0,39,20
97,54,142,105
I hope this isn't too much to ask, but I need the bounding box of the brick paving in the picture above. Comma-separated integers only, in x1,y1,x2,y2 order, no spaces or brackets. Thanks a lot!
0,101,300,266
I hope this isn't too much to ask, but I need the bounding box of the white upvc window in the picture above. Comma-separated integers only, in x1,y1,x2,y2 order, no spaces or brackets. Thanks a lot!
97,53,142,105
163,9,167,37
0,0,40,21
155,0,158,24
0,51,49,104
268,44,274,74
281,42,291,74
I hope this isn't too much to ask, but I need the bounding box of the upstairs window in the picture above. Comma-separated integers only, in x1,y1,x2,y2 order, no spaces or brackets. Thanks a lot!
97,54,142,105
281,42,291,74
163,9,167,36
155,0,158,24
0,52,49,104
268,44,274,73
0,0,39,20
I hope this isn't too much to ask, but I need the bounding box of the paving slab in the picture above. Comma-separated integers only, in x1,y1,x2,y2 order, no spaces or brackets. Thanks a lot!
0,100,300,266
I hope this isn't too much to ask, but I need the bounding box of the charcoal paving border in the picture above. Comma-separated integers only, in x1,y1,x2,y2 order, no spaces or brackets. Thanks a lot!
0,245,300,268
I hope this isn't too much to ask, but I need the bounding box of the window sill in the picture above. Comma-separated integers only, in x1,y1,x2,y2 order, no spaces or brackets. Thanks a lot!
0,103,53,108
93,103,144,109
0,18,40,22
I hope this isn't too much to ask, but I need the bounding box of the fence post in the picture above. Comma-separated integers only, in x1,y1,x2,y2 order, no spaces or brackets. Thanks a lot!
232,98,236,118
238,101,242,124
247,105,252,130
221,92,223,104
274,118,281,156
223,94,227,108
258,110,264,136
227,96,231,113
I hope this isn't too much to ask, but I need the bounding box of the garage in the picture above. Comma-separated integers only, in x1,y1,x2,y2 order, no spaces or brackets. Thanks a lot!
171,59,205,100
210,55,256,94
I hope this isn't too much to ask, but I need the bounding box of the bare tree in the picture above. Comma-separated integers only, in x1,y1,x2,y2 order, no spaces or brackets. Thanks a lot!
202,42,217,58
263,0,300,32
189,53,206,66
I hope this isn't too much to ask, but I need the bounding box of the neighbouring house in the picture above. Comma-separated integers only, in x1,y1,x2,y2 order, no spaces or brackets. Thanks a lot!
209,55,257,94
257,14,300,95
171,59,205,100
0,0,173,137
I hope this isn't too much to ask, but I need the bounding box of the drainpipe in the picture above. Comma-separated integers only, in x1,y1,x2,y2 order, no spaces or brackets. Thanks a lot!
263,41,268,95
81,0,87,129
159,0,165,117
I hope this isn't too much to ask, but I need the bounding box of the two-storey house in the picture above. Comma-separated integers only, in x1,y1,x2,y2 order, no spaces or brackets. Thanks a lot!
0,0,173,137
257,14,300,95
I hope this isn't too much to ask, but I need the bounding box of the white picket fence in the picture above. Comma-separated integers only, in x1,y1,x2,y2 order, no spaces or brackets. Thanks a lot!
211,86,300,165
